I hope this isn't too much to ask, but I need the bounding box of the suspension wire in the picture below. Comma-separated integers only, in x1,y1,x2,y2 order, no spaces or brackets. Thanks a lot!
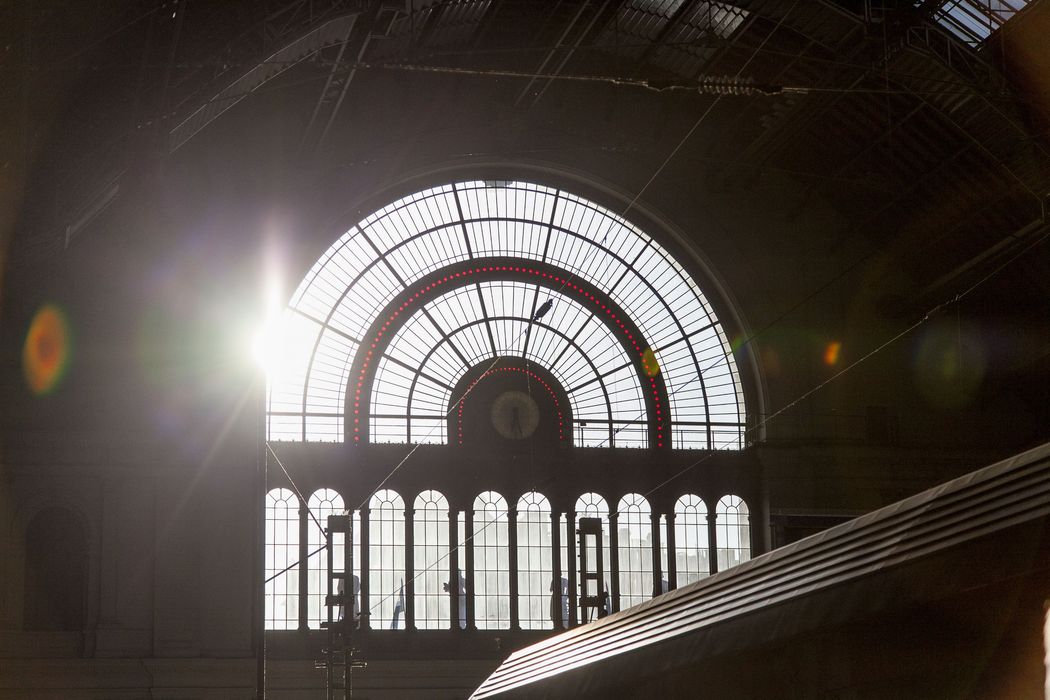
358,222,1050,618
263,0,1048,620
289,0,804,567
266,442,327,536
121,57,1034,120
264,219,1050,626
354,0,809,616
264,543,327,585
600,220,1050,450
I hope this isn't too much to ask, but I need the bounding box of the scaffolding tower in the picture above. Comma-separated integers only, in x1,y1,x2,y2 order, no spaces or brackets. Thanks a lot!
318,514,365,700
577,517,608,624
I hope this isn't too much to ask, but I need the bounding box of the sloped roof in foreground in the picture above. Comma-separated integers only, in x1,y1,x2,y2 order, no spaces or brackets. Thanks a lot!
472,441,1050,699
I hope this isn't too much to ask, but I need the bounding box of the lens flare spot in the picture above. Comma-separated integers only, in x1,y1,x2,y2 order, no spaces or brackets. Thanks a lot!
823,341,841,366
642,348,661,377
23,304,72,395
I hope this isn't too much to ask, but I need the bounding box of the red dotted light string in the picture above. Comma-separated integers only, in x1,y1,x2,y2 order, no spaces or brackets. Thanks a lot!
353,265,666,446
456,366,566,445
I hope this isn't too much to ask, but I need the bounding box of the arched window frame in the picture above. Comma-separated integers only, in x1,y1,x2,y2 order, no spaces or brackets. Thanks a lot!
674,494,710,586
616,493,653,609
267,181,747,450
715,494,751,572
368,489,406,630
473,491,510,630
516,492,554,630
575,492,611,621
306,488,344,629
266,488,300,630
413,490,450,629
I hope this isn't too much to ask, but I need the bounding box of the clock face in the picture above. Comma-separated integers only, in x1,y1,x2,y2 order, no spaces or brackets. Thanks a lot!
490,390,540,440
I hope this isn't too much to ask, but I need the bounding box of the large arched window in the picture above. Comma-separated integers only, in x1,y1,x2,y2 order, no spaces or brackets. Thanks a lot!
674,494,710,586
368,490,405,629
307,489,344,629
575,492,611,621
265,488,300,630
715,495,751,571
516,492,554,630
473,491,510,629
616,493,652,609
266,181,746,449
413,490,450,629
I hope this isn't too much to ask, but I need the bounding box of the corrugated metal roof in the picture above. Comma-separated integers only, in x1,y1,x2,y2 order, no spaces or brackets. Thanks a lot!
471,440,1050,698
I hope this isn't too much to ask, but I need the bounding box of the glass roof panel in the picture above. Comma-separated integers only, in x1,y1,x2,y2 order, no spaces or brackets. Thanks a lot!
270,181,746,448
926,0,1028,45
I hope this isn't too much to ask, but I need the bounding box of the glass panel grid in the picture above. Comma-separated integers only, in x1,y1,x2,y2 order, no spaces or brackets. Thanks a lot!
368,490,406,629
928,0,1027,45
413,490,451,629
271,182,746,445
265,488,299,630
516,492,554,630
715,495,750,571
575,492,611,621
616,494,653,609
473,491,511,629
307,489,345,629
674,494,710,586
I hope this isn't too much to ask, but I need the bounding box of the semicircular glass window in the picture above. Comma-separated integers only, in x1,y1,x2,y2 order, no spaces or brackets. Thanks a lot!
266,181,745,449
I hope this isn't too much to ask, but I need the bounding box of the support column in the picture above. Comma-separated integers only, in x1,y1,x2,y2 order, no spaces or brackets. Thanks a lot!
359,507,370,629
609,512,619,614
550,511,562,629
465,510,476,630
298,500,309,631
405,507,415,630
666,512,677,590
508,508,519,630
708,511,719,575
448,511,461,630
567,512,577,627
651,510,663,599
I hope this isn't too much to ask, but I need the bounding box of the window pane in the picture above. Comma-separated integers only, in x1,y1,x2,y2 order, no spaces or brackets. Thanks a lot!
658,514,669,594
674,494,710,586
575,493,611,622
307,489,345,629
368,490,406,629
413,490,451,629
473,491,510,629
716,495,750,571
266,488,299,630
516,492,554,630
617,494,653,609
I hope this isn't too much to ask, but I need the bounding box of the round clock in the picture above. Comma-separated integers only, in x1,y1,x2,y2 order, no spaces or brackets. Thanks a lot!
490,390,540,440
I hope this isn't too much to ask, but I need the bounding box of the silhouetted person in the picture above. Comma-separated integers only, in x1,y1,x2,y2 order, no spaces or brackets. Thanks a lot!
444,569,467,629
550,576,569,628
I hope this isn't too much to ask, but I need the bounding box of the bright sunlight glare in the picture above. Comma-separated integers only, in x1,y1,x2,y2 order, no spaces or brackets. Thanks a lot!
252,237,287,373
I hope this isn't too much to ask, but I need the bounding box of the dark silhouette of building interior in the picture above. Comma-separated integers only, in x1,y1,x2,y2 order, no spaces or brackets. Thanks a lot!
1,1,1049,698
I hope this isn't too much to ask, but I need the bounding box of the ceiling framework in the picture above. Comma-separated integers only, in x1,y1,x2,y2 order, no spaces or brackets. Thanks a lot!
15,1,1048,268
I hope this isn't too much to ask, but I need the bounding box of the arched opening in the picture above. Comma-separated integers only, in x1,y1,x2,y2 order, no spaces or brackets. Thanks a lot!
23,507,87,633
266,180,747,450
